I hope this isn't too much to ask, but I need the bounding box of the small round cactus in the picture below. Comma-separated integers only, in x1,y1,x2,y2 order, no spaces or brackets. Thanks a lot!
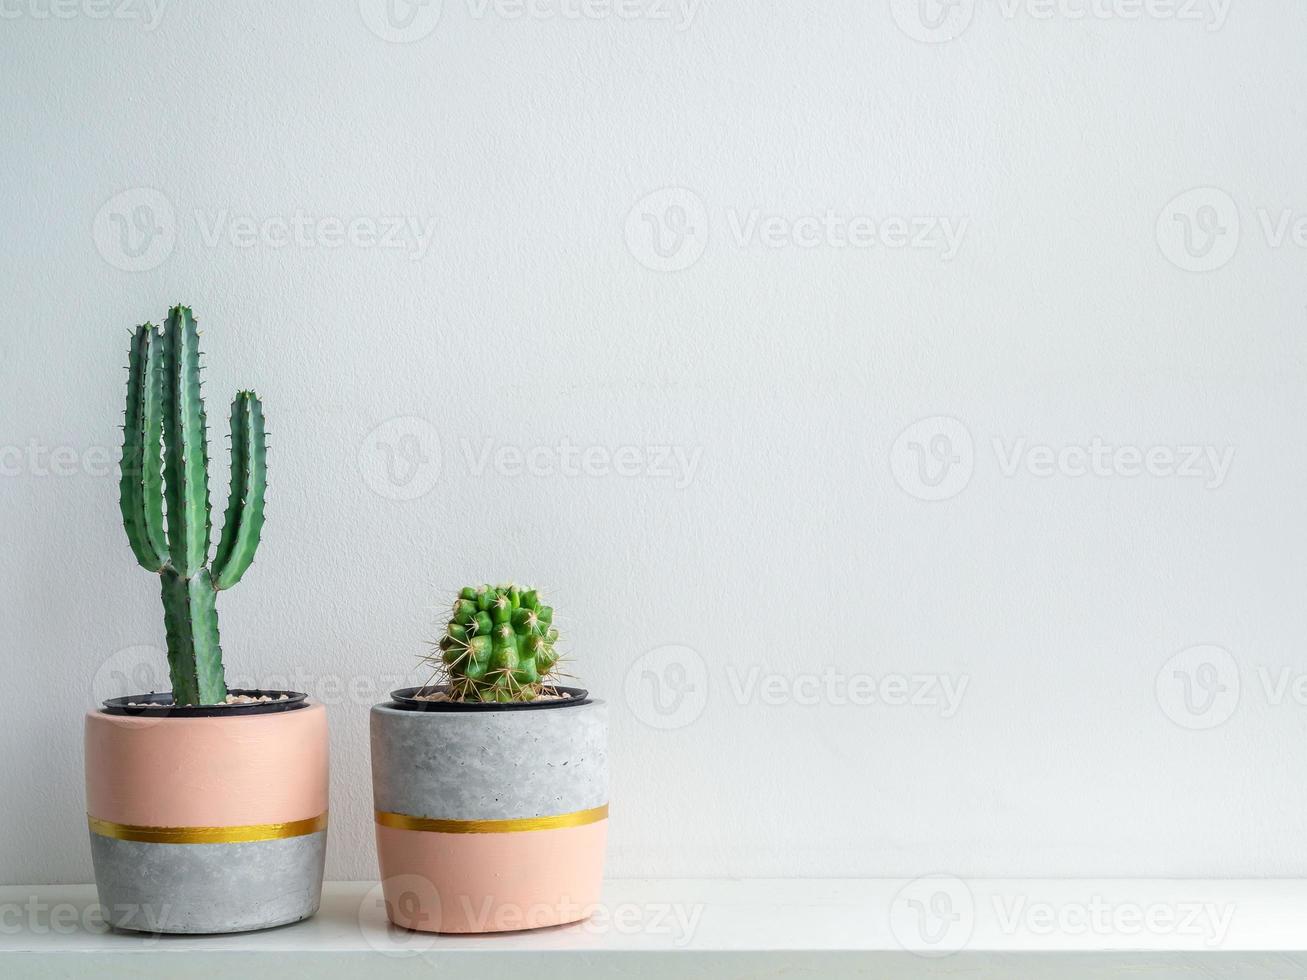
431,584,560,701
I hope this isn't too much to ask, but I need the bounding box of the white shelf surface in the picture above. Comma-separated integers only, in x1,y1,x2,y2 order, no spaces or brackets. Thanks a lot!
5,878,1307,977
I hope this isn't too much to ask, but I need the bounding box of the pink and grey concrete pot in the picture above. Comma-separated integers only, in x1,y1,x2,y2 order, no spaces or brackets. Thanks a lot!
84,692,329,934
370,687,608,933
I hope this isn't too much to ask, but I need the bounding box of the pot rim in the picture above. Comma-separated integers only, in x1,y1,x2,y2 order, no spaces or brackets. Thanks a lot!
389,685,591,712
99,689,309,717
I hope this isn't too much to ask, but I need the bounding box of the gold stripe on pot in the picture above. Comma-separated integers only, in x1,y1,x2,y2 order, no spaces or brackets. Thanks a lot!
375,803,609,834
87,812,328,844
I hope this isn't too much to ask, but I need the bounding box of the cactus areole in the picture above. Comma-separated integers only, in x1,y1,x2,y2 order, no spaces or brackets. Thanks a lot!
118,306,268,706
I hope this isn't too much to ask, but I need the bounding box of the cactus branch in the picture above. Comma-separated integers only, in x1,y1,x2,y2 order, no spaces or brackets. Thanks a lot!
212,391,267,590
119,324,168,572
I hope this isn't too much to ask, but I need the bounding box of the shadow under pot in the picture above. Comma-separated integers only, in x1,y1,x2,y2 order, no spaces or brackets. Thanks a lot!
370,687,608,934
84,692,329,934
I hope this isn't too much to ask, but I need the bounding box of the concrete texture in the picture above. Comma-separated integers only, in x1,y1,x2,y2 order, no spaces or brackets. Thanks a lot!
371,700,608,820
88,831,326,934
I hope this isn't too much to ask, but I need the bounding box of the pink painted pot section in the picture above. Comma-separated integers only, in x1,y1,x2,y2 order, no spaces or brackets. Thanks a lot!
85,702,329,827
376,820,608,933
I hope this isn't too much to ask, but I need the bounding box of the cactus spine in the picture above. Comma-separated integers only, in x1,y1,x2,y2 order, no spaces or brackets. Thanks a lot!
432,585,561,701
119,306,267,705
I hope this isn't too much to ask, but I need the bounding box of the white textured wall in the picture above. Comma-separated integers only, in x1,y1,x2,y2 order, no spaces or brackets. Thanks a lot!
2,0,1306,885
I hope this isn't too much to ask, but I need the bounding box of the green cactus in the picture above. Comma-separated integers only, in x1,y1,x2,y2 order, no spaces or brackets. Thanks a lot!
432,585,561,701
119,305,267,705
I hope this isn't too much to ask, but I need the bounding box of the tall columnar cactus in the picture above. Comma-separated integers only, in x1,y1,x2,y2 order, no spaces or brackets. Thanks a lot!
433,585,561,701
119,305,267,705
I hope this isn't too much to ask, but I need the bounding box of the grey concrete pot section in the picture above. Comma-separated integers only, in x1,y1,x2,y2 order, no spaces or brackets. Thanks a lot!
84,697,329,934
370,691,609,933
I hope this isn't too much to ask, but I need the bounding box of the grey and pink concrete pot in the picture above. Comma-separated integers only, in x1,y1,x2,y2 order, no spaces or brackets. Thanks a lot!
370,687,608,933
84,692,329,934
